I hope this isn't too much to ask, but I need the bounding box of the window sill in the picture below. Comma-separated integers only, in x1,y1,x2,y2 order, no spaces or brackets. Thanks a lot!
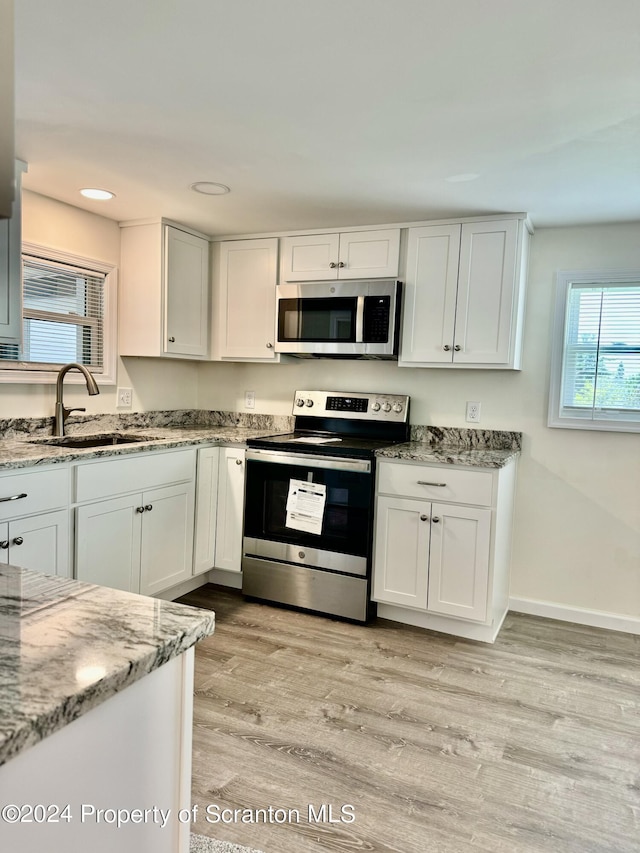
0,369,115,386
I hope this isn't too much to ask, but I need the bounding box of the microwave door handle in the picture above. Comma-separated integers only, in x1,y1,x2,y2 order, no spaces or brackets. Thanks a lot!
355,296,365,343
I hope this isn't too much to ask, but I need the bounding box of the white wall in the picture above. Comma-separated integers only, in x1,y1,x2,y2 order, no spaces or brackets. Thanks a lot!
198,223,640,622
0,191,198,417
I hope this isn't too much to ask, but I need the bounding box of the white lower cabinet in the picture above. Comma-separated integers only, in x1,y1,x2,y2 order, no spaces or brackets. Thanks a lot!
0,510,70,577
192,445,246,576
214,446,245,573
373,459,516,642
0,465,71,577
76,483,195,595
74,449,196,595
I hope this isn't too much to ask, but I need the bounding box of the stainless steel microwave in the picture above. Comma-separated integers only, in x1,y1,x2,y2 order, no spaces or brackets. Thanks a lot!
275,279,402,358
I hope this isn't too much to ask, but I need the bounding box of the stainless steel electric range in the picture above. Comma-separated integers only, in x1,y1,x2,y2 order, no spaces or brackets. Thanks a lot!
242,390,410,622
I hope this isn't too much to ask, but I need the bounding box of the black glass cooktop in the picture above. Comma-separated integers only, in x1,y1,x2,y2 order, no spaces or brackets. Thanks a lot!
246,431,405,460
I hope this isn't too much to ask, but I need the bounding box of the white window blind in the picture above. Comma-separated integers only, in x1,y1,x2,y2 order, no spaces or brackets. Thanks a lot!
550,271,640,432
0,254,106,371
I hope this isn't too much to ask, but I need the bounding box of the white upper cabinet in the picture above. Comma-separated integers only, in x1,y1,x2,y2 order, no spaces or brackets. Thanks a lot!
119,221,209,359
214,238,279,360
399,217,529,369
0,161,25,343
280,229,400,281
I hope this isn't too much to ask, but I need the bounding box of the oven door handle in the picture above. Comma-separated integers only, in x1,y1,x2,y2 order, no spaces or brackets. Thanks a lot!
245,449,371,474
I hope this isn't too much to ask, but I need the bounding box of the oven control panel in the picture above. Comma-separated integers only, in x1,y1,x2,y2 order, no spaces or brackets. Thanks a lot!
293,390,410,423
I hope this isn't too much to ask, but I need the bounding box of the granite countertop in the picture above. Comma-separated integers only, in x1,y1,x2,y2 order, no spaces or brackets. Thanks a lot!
0,425,289,471
376,441,520,468
0,411,522,471
0,564,215,768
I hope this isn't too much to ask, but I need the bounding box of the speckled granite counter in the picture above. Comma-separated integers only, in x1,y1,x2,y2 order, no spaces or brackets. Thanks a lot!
0,410,294,471
376,426,522,469
0,564,215,767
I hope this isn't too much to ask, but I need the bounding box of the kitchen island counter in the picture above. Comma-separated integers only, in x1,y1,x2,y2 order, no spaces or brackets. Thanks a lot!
0,564,214,852
0,563,215,767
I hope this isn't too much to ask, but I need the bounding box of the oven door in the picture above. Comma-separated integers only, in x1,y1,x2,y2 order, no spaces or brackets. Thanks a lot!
243,449,373,577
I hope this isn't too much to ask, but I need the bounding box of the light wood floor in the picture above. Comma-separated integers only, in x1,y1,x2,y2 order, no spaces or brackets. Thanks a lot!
179,585,640,853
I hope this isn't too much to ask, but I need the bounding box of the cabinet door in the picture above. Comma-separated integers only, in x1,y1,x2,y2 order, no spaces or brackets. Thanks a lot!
7,510,70,577
214,447,245,573
164,225,209,357
139,482,195,595
218,238,278,359
372,495,430,608
280,234,340,282
337,229,400,279
427,503,491,622
193,447,219,575
454,219,518,365
399,225,460,365
0,163,23,343
76,495,142,592
0,521,7,564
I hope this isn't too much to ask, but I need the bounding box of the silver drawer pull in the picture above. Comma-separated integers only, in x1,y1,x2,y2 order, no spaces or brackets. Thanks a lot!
417,481,447,487
0,492,28,503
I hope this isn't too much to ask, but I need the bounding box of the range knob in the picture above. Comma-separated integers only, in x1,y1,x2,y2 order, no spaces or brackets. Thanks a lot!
382,402,392,412
392,403,403,413
295,398,305,407
305,398,314,407
371,401,381,412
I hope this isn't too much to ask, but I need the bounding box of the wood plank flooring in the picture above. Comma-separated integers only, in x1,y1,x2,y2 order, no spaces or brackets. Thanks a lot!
178,585,640,853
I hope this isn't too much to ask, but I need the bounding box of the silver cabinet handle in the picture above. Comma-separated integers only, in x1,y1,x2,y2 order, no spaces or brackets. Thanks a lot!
235,458,243,465
12,536,24,546
338,261,345,268
417,481,447,487
168,336,176,343
454,345,461,351
432,517,441,523
136,506,145,513
329,262,337,268
419,514,429,521
443,344,451,351
0,541,9,550
144,504,153,512
0,492,28,503
266,342,273,349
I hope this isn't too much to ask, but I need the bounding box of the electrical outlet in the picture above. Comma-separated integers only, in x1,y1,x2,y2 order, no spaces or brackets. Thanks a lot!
117,387,133,408
466,401,481,423
244,390,256,410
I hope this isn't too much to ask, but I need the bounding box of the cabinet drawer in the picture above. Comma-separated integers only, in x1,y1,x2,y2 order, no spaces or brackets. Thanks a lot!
377,461,493,506
75,449,196,503
0,467,70,520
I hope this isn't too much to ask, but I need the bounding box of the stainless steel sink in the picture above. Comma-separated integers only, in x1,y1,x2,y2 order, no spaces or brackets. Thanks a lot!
29,433,156,449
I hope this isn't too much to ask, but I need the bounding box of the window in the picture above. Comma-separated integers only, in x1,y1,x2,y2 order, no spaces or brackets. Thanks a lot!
0,244,117,384
549,269,640,432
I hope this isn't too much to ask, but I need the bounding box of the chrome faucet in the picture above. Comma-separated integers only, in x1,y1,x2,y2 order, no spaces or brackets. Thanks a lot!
54,363,100,436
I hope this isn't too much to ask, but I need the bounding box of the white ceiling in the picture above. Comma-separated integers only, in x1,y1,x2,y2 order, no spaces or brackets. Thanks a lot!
14,0,640,236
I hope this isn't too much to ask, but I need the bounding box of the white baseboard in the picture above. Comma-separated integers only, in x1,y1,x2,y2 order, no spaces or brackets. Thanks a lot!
509,596,640,636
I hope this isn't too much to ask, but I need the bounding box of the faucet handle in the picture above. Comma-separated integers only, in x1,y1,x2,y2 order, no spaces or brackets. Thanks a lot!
65,407,86,417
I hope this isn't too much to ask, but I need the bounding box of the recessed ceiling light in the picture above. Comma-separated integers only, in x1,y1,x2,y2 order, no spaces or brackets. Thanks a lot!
80,188,115,200
190,181,231,196
445,173,480,183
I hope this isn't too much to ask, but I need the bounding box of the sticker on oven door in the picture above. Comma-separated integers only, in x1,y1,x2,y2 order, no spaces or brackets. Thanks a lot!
285,478,326,535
